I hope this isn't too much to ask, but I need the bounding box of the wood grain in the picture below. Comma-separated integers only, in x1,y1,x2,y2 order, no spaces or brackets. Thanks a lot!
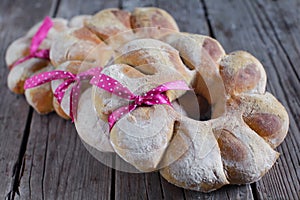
204,0,300,199
113,2,162,200
0,0,55,199
157,0,209,34
14,0,119,199
157,1,254,199
1,0,299,199
17,113,112,200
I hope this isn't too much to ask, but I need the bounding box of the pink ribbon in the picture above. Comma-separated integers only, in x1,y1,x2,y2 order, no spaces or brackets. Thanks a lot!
24,67,102,121
90,74,191,130
12,16,53,68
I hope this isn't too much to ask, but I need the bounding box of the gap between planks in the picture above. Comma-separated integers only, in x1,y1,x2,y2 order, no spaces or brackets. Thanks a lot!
5,0,62,199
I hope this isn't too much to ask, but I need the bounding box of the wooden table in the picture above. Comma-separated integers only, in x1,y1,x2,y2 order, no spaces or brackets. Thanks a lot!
1,0,299,199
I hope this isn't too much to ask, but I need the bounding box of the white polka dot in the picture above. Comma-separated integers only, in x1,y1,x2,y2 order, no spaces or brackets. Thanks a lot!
106,78,110,80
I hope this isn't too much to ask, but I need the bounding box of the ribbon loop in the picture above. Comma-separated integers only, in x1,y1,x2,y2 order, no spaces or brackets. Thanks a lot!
24,67,103,121
90,74,191,130
12,16,53,68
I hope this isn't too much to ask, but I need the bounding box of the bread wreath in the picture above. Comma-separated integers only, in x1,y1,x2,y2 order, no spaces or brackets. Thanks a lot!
6,7,289,192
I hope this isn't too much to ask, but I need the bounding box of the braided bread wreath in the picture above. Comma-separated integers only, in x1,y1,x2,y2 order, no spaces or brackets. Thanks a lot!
6,7,289,192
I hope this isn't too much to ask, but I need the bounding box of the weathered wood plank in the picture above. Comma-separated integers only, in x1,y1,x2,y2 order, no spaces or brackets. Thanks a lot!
157,0,209,34
14,0,119,199
115,172,148,200
185,185,254,200
204,0,300,199
122,0,157,11
160,177,185,200
56,0,120,18
17,113,113,200
113,1,164,199
255,0,300,81
0,0,55,199
158,0,254,198
2,0,298,199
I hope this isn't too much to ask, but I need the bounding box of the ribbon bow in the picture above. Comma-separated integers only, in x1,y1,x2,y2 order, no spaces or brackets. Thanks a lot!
24,67,102,121
90,73,191,130
12,16,53,68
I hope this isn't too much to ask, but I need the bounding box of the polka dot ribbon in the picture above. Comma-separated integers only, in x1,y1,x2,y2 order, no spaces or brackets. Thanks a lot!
90,74,191,130
12,16,53,68
24,67,103,121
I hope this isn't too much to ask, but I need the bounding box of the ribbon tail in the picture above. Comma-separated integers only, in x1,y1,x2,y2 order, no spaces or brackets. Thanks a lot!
69,82,81,122
54,79,74,104
30,16,53,53
12,54,34,68
108,104,136,131
70,87,74,122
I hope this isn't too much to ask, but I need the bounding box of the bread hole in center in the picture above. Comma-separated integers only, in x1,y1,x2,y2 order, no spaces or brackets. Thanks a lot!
175,90,211,121
174,69,227,121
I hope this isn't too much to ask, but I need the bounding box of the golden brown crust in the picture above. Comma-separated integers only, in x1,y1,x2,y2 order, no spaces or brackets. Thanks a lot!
50,27,111,67
239,92,289,148
84,8,132,41
244,113,282,137
6,18,68,94
24,65,54,114
53,98,70,119
7,58,49,94
160,32,226,118
5,37,31,69
6,7,290,193
219,51,267,95
130,7,179,39
131,7,179,31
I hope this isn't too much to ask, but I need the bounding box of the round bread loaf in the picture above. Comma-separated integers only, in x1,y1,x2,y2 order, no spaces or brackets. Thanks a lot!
91,33,288,192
